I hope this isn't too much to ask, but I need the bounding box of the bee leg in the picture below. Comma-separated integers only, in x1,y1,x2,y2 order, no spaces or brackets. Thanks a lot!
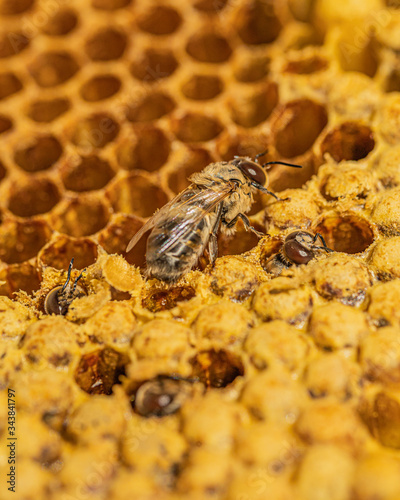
224,213,264,238
208,233,219,265
256,184,290,202
313,233,334,252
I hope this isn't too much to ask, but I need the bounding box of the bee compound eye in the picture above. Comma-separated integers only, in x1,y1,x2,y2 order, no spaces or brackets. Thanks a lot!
284,238,314,265
134,378,187,417
44,286,64,315
236,159,266,186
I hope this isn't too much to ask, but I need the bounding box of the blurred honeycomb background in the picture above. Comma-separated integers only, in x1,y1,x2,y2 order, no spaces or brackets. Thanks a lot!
3,0,400,499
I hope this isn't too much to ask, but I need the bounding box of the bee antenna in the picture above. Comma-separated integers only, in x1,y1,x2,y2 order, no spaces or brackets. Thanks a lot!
61,258,74,293
254,150,269,163
72,269,85,294
262,161,303,170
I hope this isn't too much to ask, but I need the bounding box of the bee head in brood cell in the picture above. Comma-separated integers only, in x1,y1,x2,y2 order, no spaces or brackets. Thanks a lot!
44,258,86,315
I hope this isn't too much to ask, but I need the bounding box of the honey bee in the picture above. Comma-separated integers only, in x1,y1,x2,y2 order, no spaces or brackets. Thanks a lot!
263,230,334,276
126,154,301,282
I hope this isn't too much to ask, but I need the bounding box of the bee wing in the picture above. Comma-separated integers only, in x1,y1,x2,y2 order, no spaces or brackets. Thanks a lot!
155,184,234,255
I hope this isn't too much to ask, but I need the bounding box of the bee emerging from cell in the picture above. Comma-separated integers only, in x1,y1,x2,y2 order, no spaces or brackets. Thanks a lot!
44,258,86,315
263,230,334,276
126,152,302,283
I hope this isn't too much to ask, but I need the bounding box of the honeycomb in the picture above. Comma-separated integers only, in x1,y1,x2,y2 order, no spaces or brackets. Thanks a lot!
3,0,400,498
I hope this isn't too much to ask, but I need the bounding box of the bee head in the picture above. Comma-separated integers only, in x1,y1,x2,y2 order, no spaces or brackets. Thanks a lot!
231,157,267,187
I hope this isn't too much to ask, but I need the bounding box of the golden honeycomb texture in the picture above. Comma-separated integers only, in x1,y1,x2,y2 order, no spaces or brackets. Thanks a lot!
3,0,400,498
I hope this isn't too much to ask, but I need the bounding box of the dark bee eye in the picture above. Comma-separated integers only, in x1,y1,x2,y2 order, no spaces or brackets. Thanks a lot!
284,231,314,265
133,378,190,417
44,286,65,315
234,159,266,186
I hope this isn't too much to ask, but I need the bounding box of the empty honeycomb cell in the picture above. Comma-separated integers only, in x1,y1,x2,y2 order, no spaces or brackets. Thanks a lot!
320,122,375,162
186,32,232,63
273,99,328,158
91,0,131,9
168,147,214,194
116,126,170,172
0,72,23,100
39,234,98,270
233,52,270,82
26,98,70,123
71,113,120,149
97,214,146,267
314,213,375,254
6,261,40,296
41,8,78,36
106,173,169,218
125,91,175,122
14,134,63,172
229,81,278,127
181,74,223,101
85,27,127,61
190,349,244,388
0,0,33,15
0,31,29,57
29,52,79,87
80,75,121,102
50,195,111,237
0,219,52,264
171,111,223,142
60,155,115,192
218,221,261,256
7,177,61,217
193,0,228,11
0,114,12,134
137,5,182,35
234,0,282,45
130,48,179,82
284,55,329,74
142,285,196,312
215,130,270,161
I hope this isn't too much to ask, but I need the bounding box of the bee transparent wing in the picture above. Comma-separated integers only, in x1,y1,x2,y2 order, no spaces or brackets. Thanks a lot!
155,183,234,256
126,185,232,253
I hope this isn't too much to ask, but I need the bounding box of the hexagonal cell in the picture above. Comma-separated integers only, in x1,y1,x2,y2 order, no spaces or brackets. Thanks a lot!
116,126,170,172
181,74,223,101
14,135,63,172
137,5,182,35
41,8,78,36
80,75,121,102
0,31,29,58
85,27,127,61
74,347,127,395
6,261,41,296
168,147,214,194
284,55,329,74
314,213,375,254
91,0,131,9
186,32,232,63
106,173,169,218
234,0,282,45
26,98,70,123
215,131,270,161
60,155,115,192
130,48,178,81
0,0,33,15
71,113,120,149
190,349,244,388
7,177,61,217
0,219,52,264
0,114,12,134
97,214,145,263
383,68,400,93
233,52,270,82
229,81,279,128
273,99,328,158
39,235,98,271
171,111,223,143
320,122,375,162
28,52,79,87
0,72,23,100
143,286,196,312
218,221,262,256
125,91,175,122
50,195,111,237
267,150,316,192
